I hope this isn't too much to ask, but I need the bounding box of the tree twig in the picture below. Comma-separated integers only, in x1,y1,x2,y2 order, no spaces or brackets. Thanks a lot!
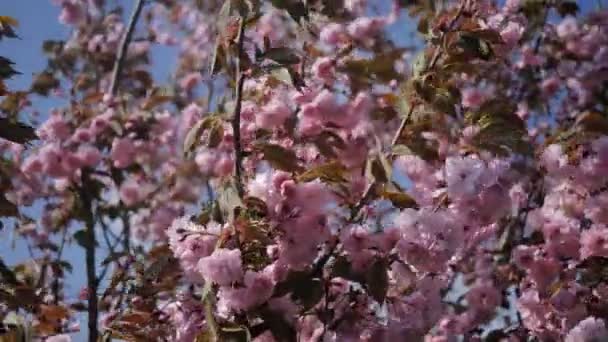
52,228,69,305
351,2,465,218
79,172,99,342
232,16,247,198
108,0,146,95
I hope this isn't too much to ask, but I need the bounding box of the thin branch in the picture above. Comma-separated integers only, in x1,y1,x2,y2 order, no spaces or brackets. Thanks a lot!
352,104,416,219
52,228,69,305
97,217,123,284
121,212,130,253
351,2,465,218
232,16,247,199
108,0,146,95
79,172,99,342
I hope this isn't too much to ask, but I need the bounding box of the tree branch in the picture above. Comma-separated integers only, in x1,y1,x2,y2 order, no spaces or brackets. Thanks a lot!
351,2,466,218
79,173,99,342
108,0,145,95
52,228,69,305
232,16,247,198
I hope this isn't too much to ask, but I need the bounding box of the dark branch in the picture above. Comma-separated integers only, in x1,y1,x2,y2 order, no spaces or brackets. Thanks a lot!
108,0,145,95
79,172,99,342
232,16,247,198
352,2,466,218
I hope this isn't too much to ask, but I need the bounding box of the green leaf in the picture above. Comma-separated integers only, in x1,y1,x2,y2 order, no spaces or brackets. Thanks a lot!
577,256,608,287
0,194,18,217
273,271,323,310
464,28,504,44
73,229,97,249
101,252,129,266
340,50,406,84
257,143,302,172
183,116,223,157
411,51,428,78
0,257,19,286
368,154,391,184
220,325,252,342
30,71,59,96
0,16,19,40
207,122,224,148
270,0,308,23
452,33,494,61
313,130,346,158
330,256,361,282
259,47,300,65
380,189,418,209
365,257,388,303
0,56,20,79
0,118,37,145
297,161,347,183
217,183,243,223
556,1,579,17
465,99,531,156
55,260,73,274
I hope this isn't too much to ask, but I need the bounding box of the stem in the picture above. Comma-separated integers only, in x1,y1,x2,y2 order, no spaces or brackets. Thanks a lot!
52,228,69,305
232,16,247,199
351,1,465,218
79,173,98,342
353,104,416,218
121,213,130,253
97,217,123,284
108,0,145,95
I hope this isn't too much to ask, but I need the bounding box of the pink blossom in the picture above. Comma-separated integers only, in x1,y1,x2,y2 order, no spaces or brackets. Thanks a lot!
501,21,524,47
344,0,366,14
557,17,579,39
58,1,84,26
320,23,346,46
504,0,521,13
39,144,68,178
581,226,608,259
461,87,488,109
347,17,385,41
168,217,220,281
585,194,608,225
445,156,485,199
542,144,567,173
593,137,608,166
567,78,592,106
119,179,143,207
76,145,101,167
46,334,72,342
465,282,501,313
72,127,93,143
198,248,243,286
21,155,43,174
256,99,292,129
90,110,113,135
213,154,234,177
195,150,218,175
541,76,561,96
565,317,608,342
110,137,136,168
179,72,202,92
217,270,274,313
395,155,434,184
311,57,335,83
37,113,71,141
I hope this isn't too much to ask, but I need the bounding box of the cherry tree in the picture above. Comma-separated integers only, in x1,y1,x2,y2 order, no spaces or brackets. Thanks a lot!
2,0,608,341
